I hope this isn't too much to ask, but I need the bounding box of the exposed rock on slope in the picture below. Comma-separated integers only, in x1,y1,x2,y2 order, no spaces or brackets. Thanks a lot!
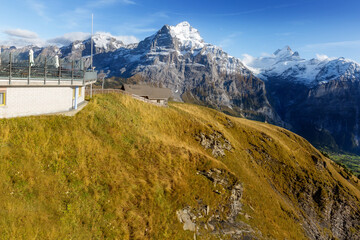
177,168,255,239
195,130,232,157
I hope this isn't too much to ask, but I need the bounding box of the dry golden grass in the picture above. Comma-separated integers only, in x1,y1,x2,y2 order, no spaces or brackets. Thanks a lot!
0,93,358,239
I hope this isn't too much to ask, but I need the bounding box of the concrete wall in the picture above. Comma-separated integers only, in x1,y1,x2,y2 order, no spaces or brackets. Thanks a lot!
0,86,85,118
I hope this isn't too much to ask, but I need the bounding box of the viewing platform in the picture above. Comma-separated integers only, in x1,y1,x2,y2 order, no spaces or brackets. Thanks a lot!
0,55,97,87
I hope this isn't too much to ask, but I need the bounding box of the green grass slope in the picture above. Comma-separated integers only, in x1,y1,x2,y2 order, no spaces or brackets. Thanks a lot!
0,93,359,239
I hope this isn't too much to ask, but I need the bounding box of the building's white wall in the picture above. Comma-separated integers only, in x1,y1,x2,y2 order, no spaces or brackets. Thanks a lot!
78,86,85,104
0,86,84,118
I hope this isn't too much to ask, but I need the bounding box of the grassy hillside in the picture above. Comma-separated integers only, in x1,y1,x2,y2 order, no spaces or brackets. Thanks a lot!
0,93,359,239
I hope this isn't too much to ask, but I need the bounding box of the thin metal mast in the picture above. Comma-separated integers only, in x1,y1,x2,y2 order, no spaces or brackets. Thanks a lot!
91,13,93,70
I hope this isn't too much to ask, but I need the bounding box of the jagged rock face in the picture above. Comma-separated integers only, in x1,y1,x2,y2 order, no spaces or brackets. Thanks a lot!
93,22,282,124
247,46,360,153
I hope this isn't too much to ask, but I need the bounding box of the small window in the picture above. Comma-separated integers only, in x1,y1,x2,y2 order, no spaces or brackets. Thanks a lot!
72,88,76,100
0,92,6,106
79,87,82,97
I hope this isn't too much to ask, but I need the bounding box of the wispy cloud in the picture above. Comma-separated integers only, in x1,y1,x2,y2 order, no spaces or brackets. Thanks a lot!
219,32,241,48
1,28,44,47
150,11,169,19
114,11,168,35
172,3,300,17
26,0,51,21
315,54,336,61
47,31,138,46
116,35,138,44
4,29,38,39
60,7,91,29
87,0,135,8
121,0,136,4
60,0,136,31
47,32,91,46
0,37,45,47
275,32,295,37
1,29,138,48
302,40,360,49
95,32,139,44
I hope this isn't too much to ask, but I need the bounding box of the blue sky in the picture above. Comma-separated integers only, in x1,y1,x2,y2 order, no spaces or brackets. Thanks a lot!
1,0,360,62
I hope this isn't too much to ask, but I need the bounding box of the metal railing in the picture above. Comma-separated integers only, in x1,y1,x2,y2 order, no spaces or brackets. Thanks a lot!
0,53,97,86
85,88,168,107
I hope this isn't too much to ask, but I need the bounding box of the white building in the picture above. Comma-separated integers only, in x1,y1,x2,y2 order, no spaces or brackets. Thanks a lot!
0,58,97,118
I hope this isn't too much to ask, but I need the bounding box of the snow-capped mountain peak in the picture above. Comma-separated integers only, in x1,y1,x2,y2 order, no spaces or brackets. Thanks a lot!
90,32,125,50
274,45,293,55
244,46,360,85
169,21,205,49
273,46,300,60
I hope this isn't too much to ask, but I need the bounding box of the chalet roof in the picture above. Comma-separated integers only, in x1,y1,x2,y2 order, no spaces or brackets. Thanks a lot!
122,84,172,99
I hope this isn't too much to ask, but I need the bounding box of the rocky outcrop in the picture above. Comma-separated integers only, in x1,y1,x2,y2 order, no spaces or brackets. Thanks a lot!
195,131,232,157
176,168,257,239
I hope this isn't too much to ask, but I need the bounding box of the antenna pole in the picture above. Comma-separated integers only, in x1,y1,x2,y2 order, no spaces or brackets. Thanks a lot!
91,13,93,71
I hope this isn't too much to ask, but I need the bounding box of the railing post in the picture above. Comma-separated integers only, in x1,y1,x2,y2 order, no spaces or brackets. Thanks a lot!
9,53,12,85
28,54,31,85
82,60,85,85
44,57,47,85
58,58,61,85
71,61,74,85
90,83,92,98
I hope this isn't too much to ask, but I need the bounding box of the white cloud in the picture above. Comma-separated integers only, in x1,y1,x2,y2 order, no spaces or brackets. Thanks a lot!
0,37,45,47
115,35,139,44
47,32,91,46
0,29,139,48
303,40,360,49
1,28,43,47
260,52,272,57
92,31,139,44
241,53,256,66
316,54,330,61
4,29,38,39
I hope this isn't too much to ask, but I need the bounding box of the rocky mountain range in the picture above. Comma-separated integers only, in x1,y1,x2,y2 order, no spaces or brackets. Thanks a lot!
245,47,360,153
1,22,359,154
